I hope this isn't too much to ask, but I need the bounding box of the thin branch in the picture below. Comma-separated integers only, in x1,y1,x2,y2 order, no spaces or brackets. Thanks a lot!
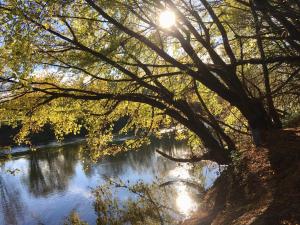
156,149,208,162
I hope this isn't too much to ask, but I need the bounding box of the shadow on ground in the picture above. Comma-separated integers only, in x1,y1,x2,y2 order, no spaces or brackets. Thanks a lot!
183,128,300,225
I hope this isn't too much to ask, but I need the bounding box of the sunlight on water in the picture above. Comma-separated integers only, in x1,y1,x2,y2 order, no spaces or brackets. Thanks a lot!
168,164,198,215
169,165,190,179
176,183,198,216
0,139,221,224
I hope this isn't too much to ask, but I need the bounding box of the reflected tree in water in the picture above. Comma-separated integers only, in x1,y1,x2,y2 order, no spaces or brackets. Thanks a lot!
81,137,191,179
77,177,206,225
92,180,176,225
64,211,88,225
24,145,80,196
65,167,208,225
0,175,25,225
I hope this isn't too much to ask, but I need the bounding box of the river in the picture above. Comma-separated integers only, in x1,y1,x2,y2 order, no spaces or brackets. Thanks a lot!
0,137,222,225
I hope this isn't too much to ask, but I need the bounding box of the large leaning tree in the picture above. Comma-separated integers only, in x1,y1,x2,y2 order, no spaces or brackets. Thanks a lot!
0,0,299,164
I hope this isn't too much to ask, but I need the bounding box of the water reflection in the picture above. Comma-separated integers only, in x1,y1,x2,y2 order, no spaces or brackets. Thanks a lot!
0,175,25,225
0,137,221,225
25,145,79,197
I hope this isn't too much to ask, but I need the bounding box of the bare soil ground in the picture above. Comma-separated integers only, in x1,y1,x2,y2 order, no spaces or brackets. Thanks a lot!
182,128,300,225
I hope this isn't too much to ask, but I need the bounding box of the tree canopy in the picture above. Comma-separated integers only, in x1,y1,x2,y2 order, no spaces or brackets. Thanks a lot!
0,0,299,164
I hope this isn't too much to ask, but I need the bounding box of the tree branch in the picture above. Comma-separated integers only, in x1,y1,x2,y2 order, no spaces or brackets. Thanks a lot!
156,149,208,162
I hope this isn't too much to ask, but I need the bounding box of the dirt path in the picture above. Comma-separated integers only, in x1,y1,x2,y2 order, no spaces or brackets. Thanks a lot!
182,128,300,225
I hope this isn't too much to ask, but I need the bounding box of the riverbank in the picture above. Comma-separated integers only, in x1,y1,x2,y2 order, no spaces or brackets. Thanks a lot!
0,133,135,158
183,128,300,225
0,137,86,158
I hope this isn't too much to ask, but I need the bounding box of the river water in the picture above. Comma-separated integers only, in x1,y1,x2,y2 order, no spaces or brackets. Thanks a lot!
0,137,221,225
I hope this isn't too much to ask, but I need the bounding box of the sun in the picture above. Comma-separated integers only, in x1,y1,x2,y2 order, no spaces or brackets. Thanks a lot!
159,10,176,28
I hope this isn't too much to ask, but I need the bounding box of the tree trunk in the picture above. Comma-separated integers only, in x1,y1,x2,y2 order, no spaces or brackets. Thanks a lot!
239,98,271,146
187,120,232,165
250,2,283,129
172,99,232,165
